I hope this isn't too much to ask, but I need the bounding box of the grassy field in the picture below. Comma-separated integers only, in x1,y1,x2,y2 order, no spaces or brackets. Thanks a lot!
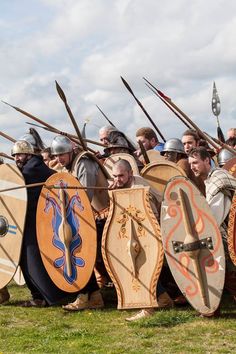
0,283,236,354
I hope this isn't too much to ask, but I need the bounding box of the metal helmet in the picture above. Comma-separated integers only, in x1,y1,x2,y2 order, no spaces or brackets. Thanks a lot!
50,135,73,155
20,133,37,148
11,140,35,156
217,148,235,166
160,138,186,156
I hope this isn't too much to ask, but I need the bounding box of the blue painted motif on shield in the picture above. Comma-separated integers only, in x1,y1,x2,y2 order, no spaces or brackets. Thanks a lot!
44,183,85,284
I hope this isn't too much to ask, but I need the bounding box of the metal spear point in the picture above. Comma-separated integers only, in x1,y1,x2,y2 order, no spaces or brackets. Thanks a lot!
211,82,225,143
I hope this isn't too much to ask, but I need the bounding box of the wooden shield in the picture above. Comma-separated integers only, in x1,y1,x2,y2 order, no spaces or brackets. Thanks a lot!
102,187,164,309
228,191,236,265
223,157,236,177
13,266,25,286
36,172,97,292
103,153,140,177
0,164,27,288
161,176,225,315
141,160,186,194
147,149,165,163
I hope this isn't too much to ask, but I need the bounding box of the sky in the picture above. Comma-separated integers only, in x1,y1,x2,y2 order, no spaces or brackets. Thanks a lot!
0,0,236,155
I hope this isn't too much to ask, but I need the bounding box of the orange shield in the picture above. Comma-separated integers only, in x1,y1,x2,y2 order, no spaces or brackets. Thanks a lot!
36,172,97,292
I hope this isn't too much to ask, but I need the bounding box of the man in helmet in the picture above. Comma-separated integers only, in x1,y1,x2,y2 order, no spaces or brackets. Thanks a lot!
161,138,206,196
11,140,72,307
217,148,235,167
50,135,106,311
189,146,236,315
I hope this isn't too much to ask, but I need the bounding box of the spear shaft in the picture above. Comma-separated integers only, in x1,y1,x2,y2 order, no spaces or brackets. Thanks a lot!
0,130,16,143
96,105,116,127
120,76,166,142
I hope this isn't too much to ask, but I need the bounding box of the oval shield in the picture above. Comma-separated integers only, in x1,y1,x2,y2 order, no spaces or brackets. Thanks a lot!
228,191,236,266
36,172,97,292
161,176,225,315
0,163,27,288
141,160,186,194
102,187,164,309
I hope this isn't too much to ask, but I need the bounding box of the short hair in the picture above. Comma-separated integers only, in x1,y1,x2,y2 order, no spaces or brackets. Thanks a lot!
99,125,118,135
227,128,236,137
113,159,132,172
188,147,211,161
226,137,236,147
136,127,158,143
182,129,200,143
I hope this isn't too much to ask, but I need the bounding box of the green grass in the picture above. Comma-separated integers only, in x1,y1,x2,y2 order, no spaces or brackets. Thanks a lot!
0,283,236,353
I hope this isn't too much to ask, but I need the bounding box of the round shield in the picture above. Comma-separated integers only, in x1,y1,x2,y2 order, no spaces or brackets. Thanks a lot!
103,153,140,177
161,176,225,315
141,160,186,194
228,191,236,266
223,157,236,177
146,149,165,163
36,172,97,292
13,266,25,286
0,163,27,288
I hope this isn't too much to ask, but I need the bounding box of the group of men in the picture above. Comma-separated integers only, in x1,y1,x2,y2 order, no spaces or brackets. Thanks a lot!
0,123,236,321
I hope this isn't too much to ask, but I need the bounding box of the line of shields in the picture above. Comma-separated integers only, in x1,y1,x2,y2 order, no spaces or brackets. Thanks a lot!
0,160,235,316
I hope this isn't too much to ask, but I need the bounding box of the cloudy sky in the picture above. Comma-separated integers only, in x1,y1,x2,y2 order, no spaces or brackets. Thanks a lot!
0,0,236,155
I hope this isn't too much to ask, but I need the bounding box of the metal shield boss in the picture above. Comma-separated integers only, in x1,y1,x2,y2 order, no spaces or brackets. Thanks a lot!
161,176,225,315
36,172,97,292
0,164,27,288
102,187,164,309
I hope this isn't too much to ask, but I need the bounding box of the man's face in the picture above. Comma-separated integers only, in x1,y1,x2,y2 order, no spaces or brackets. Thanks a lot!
54,152,73,167
14,154,31,170
188,154,210,178
136,136,155,151
181,135,197,155
99,130,110,146
163,151,178,162
112,165,133,188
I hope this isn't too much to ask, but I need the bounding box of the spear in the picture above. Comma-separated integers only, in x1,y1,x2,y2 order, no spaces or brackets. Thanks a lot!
0,130,16,143
142,79,221,151
55,81,87,151
25,122,105,148
212,82,225,143
144,79,192,130
0,153,14,161
96,104,116,127
120,76,166,142
138,140,150,165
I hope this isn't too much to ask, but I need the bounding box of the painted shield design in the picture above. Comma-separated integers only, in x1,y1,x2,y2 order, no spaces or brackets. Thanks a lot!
223,157,236,177
102,187,164,309
141,160,186,194
228,191,236,266
36,172,97,292
161,176,225,315
0,164,27,288
103,153,140,177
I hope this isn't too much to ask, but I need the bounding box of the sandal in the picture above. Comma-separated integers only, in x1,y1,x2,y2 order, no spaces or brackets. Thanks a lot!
20,299,47,308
